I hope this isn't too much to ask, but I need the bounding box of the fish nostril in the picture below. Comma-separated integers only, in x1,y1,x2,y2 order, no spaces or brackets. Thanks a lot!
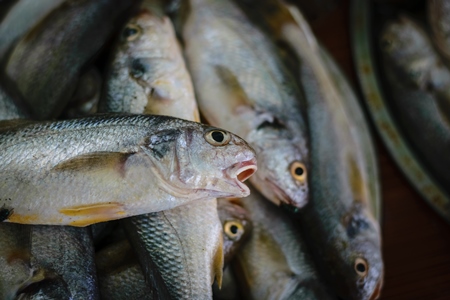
130,58,149,78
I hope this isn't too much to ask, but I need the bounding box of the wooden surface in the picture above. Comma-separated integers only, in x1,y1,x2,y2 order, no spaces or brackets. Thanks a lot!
308,1,450,299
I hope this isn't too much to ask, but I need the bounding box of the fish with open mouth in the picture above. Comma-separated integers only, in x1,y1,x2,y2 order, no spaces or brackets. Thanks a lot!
0,114,257,226
179,0,309,209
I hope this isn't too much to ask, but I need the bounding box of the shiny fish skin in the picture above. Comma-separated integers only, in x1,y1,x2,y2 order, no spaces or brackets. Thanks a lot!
235,1,383,298
429,0,450,66
181,0,309,209
233,188,333,300
5,0,134,120
380,16,450,187
0,114,256,226
123,199,223,300
100,8,199,122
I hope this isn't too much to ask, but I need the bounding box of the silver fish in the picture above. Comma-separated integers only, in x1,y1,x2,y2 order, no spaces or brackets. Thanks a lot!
380,16,450,186
0,115,256,226
123,199,224,299
5,0,134,119
100,7,199,122
180,0,309,208
25,226,99,300
234,1,383,298
233,188,333,300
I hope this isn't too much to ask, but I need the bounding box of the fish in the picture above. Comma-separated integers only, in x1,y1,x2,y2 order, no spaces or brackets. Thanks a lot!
0,81,28,120
102,7,227,299
232,187,333,300
96,239,155,300
217,198,252,266
5,0,135,120
21,226,99,300
212,267,241,300
0,114,257,226
233,1,384,299
123,199,224,299
429,0,450,66
63,67,102,118
0,224,38,300
100,7,199,122
380,16,450,187
180,0,310,209
0,0,64,61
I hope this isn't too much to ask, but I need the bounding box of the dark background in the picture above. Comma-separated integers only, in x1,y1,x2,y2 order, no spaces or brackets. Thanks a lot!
305,0,450,299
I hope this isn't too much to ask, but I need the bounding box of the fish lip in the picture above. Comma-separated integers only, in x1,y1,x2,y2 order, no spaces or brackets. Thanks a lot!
264,178,297,208
224,158,257,194
369,275,383,300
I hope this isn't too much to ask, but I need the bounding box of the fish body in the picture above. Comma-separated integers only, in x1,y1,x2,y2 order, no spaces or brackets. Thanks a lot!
233,188,333,300
233,1,383,298
0,115,256,226
181,0,309,208
100,8,199,122
6,0,134,119
0,82,28,120
26,226,99,300
96,239,154,300
123,199,223,300
380,16,450,187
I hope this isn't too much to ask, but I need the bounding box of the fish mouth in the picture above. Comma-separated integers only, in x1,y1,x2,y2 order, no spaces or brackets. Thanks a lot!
225,158,257,194
265,178,293,206
369,276,383,300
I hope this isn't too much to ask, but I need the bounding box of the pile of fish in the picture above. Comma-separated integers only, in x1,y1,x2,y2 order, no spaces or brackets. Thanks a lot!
0,0,383,299
378,0,450,194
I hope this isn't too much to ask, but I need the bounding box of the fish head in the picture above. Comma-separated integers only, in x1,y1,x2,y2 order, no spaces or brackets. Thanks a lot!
144,124,257,199
217,198,252,265
332,208,384,300
380,16,434,89
248,133,308,208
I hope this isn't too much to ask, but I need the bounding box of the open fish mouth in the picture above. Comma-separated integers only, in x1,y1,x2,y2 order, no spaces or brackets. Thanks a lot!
225,158,257,193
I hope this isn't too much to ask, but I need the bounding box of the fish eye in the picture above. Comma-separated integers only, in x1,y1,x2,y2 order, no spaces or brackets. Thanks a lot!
290,161,307,182
204,130,231,146
354,258,369,277
224,221,244,240
122,24,141,41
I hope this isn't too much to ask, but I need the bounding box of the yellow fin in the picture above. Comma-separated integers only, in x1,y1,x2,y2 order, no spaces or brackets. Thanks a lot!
347,155,367,204
60,203,126,227
52,152,132,175
213,232,224,289
8,214,40,224
60,202,124,217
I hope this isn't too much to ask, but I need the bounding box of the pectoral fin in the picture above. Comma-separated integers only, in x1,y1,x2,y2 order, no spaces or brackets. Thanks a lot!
215,65,254,114
212,233,224,289
52,152,133,177
60,203,126,227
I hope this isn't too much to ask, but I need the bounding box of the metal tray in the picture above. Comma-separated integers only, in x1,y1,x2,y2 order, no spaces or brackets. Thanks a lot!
351,0,450,222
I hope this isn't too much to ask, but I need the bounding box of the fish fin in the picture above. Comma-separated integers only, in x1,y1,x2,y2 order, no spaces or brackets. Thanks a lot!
212,233,224,289
60,203,126,227
7,214,40,224
347,155,367,204
52,152,133,176
214,65,254,114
